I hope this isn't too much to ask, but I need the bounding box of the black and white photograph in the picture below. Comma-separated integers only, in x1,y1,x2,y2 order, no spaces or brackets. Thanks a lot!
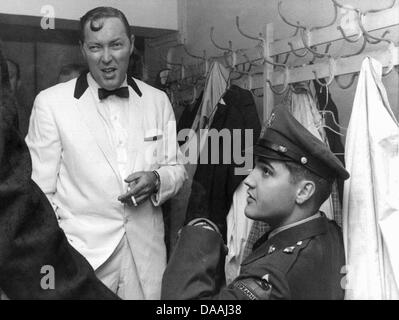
0,0,398,307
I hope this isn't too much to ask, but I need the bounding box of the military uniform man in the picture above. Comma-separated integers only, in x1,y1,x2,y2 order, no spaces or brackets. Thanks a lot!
162,106,349,300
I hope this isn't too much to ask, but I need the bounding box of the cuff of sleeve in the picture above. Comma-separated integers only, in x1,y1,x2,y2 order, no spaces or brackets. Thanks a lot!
188,218,221,235
150,170,162,206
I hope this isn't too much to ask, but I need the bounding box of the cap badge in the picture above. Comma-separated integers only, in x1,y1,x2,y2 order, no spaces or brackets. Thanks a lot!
278,146,287,153
267,245,276,254
301,157,308,164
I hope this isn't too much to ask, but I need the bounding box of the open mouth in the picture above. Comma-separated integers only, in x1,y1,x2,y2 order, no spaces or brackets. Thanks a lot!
247,192,255,202
101,67,117,76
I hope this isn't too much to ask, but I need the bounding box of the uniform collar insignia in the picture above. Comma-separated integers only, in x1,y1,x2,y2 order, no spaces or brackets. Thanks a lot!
267,245,276,254
266,112,276,128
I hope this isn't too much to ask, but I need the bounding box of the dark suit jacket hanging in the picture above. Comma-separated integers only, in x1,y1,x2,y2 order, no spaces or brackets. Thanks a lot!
184,85,261,240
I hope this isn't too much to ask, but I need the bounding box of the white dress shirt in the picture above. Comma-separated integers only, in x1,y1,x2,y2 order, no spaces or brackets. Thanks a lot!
87,74,132,182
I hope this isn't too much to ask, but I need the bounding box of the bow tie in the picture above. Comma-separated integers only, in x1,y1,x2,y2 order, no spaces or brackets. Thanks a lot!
98,87,129,100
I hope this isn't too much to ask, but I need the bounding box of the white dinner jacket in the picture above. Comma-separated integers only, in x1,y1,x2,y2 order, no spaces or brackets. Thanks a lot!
26,73,187,299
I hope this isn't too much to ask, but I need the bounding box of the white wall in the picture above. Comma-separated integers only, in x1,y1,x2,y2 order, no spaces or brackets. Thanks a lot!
0,0,179,30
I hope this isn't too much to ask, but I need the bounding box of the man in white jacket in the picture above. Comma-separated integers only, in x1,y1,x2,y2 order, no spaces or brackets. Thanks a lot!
26,6,186,299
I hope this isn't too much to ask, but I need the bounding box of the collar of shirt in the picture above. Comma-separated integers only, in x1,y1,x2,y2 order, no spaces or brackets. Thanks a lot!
87,72,128,103
267,212,322,240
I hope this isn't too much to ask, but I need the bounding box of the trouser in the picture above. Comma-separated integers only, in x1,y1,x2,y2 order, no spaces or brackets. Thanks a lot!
95,234,145,300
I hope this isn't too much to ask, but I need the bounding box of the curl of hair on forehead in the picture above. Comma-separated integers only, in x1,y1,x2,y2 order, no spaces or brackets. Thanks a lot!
80,6,132,42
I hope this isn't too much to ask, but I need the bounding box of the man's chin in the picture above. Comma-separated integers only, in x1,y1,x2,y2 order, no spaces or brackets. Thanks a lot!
244,206,256,220
101,80,120,90
96,75,123,90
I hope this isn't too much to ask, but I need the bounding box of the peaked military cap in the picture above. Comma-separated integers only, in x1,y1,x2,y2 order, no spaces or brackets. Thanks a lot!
254,107,350,180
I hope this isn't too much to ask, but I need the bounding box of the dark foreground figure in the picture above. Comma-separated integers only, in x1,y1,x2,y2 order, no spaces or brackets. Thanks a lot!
0,68,118,299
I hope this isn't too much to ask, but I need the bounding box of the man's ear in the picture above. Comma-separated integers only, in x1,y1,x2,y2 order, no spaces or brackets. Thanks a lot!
79,41,86,59
295,180,315,205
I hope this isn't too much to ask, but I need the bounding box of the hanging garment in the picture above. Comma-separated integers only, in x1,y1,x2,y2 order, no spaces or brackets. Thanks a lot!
343,57,399,300
313,80,345,203
181,61,229,154
166,62,229,253
177,91,204,145
184,85,261,240
225,182,254,285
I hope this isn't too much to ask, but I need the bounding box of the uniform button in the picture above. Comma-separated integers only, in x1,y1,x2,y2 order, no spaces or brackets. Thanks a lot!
301,157,308,164
267,245,276,254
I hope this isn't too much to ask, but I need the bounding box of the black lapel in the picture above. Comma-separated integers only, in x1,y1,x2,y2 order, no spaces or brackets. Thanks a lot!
127,76,142,97
74,71,89,99
73,72,143,99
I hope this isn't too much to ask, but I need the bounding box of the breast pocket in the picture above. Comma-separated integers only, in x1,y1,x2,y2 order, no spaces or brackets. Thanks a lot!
142,130,164,169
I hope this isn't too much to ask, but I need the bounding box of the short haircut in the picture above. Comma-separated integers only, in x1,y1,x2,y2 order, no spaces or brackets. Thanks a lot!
6,59,20,80
58,63,86,77
79,7,132,42
283,161,333,209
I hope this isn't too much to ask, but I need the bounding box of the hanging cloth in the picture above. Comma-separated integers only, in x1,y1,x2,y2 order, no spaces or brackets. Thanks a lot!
312,81,345,226
165,61,229,253
184,85,261,240
224,182,254,285
180,61,229,155
343,57,399,300
313,79,345,203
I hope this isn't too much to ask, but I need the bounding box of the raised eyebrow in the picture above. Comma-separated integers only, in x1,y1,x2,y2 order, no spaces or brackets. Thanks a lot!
110,38,124,43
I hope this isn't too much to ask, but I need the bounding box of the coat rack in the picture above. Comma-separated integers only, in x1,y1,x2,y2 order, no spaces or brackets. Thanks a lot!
162,0,399,122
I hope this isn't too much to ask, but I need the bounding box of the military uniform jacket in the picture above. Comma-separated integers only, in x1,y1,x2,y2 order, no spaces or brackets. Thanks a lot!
162,215,345,300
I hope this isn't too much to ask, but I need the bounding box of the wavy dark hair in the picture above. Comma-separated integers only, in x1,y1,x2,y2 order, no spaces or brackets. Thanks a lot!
79,7,132,42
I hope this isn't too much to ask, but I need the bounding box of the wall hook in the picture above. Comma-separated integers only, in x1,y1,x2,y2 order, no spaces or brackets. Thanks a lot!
337,25,363,43
278,1,306,30
331,0,396,15
288,42,308,57
266,64,290,95
210,26,233,52
182,39,207,60
357,12,393,45
313,56,336,87
382,41,396,76
309,43,332,64
235,16,264,42
336,73,359,89
311,1,339,31
301,29,331,58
